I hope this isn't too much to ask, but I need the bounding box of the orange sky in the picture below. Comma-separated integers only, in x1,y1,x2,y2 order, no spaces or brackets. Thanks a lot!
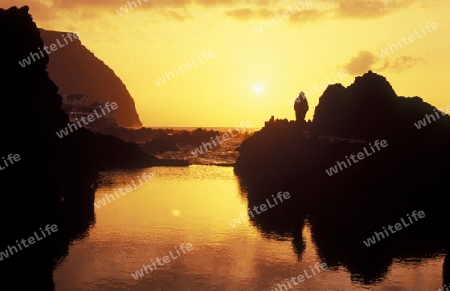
3,0,449,128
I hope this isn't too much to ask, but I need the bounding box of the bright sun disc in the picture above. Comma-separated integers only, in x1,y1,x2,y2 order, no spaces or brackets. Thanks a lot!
253,84,264,94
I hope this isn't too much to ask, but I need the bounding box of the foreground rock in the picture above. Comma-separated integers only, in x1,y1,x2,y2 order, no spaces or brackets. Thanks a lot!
234,71,450,284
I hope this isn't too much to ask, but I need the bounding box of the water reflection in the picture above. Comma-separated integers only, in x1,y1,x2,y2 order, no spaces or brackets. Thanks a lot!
0,185,96,290
238,171,447,287
52,166,446,290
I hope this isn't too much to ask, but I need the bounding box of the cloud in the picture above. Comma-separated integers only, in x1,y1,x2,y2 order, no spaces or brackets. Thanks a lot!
343,50,424,74
0,0,422,26
334,0,416,19
160,9,193,21
290,9,323,23
1,1,201,23
379,55,422,72
225,0,418,23
225,8,282,20
2,0,276,10
226,5,324,23
225,8,254,20
344,50,376,75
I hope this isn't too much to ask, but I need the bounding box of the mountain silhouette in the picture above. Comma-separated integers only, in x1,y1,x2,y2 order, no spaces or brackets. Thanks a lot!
39,29,142,128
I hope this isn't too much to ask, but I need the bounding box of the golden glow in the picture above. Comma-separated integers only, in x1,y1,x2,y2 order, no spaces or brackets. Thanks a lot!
253,83,264,94
5,1,450,127
53,167,446,290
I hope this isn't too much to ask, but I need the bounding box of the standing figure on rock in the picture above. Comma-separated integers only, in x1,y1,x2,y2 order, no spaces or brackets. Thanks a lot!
294,91,309,124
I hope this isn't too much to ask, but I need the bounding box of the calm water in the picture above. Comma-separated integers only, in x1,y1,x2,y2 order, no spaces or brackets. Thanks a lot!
54,166,444,290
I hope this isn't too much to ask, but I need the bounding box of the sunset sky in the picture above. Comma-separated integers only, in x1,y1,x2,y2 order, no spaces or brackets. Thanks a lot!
3,0,449,127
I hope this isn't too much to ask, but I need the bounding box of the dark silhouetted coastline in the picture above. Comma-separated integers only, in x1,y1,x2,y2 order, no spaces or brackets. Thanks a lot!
234,70,450,285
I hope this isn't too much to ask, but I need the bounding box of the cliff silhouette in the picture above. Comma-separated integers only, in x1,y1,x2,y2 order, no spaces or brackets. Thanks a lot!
235,71,450,284
0,6,177,289
40,29,142,128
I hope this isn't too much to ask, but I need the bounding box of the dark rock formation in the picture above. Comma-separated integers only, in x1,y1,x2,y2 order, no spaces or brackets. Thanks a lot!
235,70,450,285
0,6,93,289
0,6,171,289
40,29,142,128
312,70,447,142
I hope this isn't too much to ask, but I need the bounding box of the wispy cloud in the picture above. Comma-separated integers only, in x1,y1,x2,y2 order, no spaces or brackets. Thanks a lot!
379,55,423,72
225,8,280,20
290,8,323,23
1,0,426,24
343,50,424,74
334,0,416,19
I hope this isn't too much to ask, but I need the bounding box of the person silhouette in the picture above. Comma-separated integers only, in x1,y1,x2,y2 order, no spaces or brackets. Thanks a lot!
294,91,308,124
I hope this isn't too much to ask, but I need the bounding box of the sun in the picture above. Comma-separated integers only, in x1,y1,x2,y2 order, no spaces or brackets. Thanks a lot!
253,83,264,94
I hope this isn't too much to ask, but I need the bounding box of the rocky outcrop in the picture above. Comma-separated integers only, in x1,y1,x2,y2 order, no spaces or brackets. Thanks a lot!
311,71,447,141
40,29,142,128
234,71,450,284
